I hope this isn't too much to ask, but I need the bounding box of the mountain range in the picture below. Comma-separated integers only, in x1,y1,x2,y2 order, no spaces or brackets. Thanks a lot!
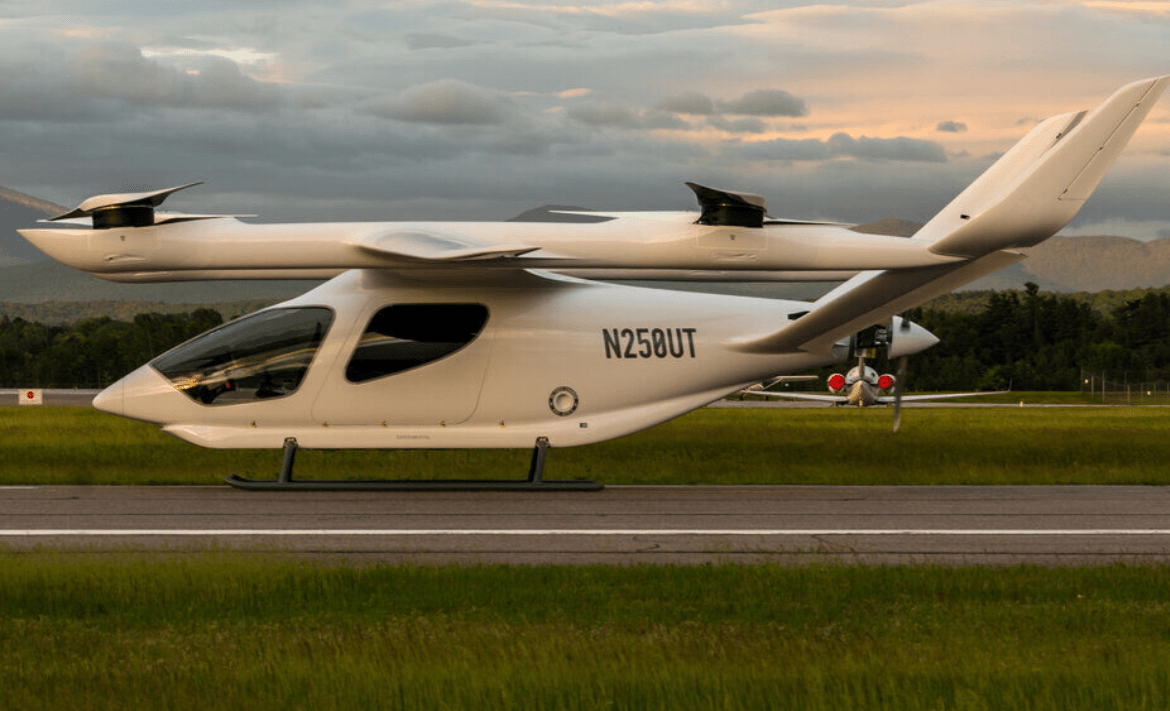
848,218,1170,293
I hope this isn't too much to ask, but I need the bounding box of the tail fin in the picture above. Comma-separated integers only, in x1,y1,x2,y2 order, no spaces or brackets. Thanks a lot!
918,75,1169,258
736,76,1168,355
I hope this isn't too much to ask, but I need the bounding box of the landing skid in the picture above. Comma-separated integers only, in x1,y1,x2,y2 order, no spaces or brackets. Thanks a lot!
224,436,604,492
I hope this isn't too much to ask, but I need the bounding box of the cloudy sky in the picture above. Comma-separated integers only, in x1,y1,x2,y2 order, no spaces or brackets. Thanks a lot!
1,0,1169,239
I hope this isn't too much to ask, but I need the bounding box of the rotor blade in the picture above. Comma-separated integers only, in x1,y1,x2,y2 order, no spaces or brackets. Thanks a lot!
892,355,909,433
50,182,203,221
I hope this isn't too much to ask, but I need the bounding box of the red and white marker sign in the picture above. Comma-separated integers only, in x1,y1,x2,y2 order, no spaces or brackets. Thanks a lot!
19,389,43,406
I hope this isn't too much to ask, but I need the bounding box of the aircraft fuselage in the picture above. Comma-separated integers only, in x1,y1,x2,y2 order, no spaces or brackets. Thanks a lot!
94,268,848,449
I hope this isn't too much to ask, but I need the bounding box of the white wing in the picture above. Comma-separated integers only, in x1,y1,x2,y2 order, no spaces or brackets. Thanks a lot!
875,391,1011,404
739,390,846,403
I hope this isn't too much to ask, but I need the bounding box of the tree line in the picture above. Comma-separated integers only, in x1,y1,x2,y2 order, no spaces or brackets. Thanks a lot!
0,309,222,388
909,283,1170,391
3,284,1170,390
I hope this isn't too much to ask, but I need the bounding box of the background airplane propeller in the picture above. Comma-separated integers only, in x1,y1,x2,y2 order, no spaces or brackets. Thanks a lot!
892,354,909,433
892,313,912,432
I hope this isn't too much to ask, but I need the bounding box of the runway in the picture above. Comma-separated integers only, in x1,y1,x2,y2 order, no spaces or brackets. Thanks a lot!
3,485,1170,565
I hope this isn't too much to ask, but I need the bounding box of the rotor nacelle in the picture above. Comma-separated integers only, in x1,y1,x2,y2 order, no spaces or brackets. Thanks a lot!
45,182,248,230
48,183,201,228
686,182,768,228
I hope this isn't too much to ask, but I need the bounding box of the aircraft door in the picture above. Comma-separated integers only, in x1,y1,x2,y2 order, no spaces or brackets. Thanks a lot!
311,303,493,426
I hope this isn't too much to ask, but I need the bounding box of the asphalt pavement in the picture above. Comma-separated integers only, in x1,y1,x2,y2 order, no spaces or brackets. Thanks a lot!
4,484,1170,566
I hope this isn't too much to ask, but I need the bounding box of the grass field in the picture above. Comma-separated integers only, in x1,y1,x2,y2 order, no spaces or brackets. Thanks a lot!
1,554,1169,710
3,404,1170,486
6,405,1170,708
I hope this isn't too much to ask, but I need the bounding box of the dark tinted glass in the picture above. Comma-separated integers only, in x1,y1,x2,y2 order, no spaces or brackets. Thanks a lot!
152,307,333,405
346,304,488,382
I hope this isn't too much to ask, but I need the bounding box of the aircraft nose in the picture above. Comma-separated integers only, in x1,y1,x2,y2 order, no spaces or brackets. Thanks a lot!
889,318,940,358
95,365,193,424
92,379,124,416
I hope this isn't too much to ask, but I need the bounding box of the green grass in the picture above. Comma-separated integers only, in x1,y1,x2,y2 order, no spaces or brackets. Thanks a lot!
936,390,1157,405
2,554,1169,710
6,407,1170,708
4,405,1170,485
893,390,1100,405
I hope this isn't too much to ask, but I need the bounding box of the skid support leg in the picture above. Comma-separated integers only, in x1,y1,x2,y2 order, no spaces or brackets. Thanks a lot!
279,437,298,484
527,436,549,484
225,434,602,491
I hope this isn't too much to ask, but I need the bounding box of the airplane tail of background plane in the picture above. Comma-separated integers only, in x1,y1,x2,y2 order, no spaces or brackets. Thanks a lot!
737,75,1169,356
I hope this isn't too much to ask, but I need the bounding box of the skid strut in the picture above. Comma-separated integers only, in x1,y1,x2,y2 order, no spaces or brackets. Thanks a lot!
225,436,603,491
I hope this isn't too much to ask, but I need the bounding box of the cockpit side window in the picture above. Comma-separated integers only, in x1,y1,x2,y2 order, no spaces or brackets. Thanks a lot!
346,304,489,383
151,307,334,405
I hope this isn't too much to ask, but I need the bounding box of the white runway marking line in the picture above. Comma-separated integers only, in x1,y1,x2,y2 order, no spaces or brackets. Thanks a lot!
6,529,1170,537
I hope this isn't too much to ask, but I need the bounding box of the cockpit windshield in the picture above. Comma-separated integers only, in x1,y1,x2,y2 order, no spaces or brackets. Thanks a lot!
151,307,334,405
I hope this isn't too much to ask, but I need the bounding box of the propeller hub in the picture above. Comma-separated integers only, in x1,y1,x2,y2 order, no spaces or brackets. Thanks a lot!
888,317,939,358
92,205,154,229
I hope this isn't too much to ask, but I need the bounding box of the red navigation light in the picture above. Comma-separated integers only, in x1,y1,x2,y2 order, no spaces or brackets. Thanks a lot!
877,374,895,390
827,373,846,393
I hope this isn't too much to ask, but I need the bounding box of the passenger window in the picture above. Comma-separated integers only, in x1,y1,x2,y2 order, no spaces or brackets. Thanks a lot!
346,304,489,383
151,307,333,405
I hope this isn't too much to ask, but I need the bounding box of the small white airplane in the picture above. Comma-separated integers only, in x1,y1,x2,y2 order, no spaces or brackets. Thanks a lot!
740,322,1007,421
744,359,1006,408
740,351,1008,433
18,76,1168,489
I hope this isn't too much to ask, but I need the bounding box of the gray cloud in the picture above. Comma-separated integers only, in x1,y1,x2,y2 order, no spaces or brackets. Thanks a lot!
656,89,810,123
937,120,968,133
651,88,809,133
566,101,641,128
0,40,282,123
0,1,1164,235
740,137,834,161
706,115,768,134
742,133,947,163
403,33,476,51
653,92,717,115
828,134,947,162
718,89,807,117
640,110,692,130
459,1,761,36
366,79,515,125
73,44,279,109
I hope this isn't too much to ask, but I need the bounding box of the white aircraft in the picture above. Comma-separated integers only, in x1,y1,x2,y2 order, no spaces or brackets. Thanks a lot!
739,344,1008,431
740,320,1007,415
744,358,1006,408
18,76,1168,490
